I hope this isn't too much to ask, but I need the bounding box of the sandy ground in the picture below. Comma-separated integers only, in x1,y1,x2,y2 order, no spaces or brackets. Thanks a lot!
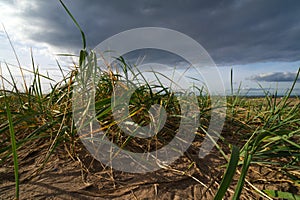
1,135,297,200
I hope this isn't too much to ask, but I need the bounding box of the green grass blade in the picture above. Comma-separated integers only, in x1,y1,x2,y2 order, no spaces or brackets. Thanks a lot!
2,24,28,93
230,67,233,96
4,96,19,199
214,145,240,200
263,190,300,200
232,145,253,200
286,67,299,98
58,0,86,49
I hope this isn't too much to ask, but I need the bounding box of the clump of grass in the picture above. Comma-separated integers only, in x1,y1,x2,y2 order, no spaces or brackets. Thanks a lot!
0,45,77,200
223,68,300,199
0,50,76,171
234,68,300,198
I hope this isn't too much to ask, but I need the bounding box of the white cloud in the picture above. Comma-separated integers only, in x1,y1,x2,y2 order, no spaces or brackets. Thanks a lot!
250,71,299,82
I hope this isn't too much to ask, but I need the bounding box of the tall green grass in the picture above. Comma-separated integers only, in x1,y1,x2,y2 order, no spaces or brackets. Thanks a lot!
0,47,76,174
1,68,19,199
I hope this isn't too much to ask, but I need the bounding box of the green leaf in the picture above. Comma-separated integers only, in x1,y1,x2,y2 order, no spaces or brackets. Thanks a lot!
263,190,300,200
4,94,19,199
214,145,240,200
58,0,86,49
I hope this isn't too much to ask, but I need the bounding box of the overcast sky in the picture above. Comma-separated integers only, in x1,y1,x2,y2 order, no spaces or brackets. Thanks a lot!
0,0,299,95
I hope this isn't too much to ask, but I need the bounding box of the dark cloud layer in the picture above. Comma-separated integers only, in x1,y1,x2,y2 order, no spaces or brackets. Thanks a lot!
250,72,299,82
7,0,300,65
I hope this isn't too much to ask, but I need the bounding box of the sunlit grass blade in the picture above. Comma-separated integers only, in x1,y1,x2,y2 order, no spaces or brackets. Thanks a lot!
263,190,300,200
1,82,19,199
232,144,253,200
214,145,239,200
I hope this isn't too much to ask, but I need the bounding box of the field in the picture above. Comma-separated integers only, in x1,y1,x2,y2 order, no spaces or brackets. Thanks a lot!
1,53,299,199
1,2,300,199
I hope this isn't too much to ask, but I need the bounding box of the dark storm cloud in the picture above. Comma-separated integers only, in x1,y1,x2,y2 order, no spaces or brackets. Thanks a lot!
250,71,299,82
8,0,300,65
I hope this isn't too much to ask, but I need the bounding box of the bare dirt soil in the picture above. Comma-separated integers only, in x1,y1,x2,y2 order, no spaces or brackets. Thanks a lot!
1,133,298,200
